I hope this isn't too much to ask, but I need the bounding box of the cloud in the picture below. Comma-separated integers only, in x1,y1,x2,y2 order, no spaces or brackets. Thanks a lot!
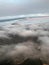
1,21,49,64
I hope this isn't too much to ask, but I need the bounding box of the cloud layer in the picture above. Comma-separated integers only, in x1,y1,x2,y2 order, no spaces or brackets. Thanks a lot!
0,20,49,64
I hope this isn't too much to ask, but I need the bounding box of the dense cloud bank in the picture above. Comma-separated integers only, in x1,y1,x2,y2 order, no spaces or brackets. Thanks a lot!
0,22,49,65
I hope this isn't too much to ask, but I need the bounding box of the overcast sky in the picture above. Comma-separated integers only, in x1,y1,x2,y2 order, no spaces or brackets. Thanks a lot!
0,0,49,16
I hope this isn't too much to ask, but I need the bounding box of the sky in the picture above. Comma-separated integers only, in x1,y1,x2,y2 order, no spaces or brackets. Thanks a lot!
0,0,49,16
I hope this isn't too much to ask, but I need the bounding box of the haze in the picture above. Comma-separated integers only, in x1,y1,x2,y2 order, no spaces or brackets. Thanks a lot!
0,0,49,16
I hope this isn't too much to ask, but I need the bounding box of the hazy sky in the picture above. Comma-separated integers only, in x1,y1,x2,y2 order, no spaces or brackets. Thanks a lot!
0,0,49,16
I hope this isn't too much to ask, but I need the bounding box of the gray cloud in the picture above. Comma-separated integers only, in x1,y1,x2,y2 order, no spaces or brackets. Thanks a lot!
0,21,49,64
